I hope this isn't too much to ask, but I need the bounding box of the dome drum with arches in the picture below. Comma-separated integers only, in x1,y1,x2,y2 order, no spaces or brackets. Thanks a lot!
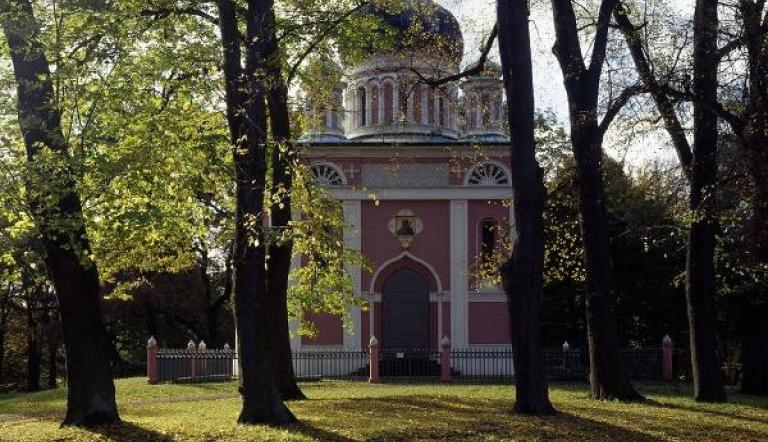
300,0,507,143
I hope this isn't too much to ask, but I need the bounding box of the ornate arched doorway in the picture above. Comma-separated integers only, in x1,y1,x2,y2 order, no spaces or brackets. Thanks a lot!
382,268,429,349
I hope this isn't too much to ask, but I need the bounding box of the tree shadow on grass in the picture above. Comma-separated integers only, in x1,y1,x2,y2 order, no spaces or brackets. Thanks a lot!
300,395,664,441
285,422,357,442
646,398,768,425
88,421,174,442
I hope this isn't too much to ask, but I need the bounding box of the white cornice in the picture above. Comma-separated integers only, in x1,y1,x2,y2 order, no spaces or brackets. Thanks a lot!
328,187,513,201
303,144,511,158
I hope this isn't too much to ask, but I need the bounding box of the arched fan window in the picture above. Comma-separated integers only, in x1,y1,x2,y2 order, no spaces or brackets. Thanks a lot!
311,163,345,186
466,162,510,186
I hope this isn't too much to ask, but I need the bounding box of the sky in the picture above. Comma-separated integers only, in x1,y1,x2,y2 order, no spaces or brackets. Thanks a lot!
435,0,695,168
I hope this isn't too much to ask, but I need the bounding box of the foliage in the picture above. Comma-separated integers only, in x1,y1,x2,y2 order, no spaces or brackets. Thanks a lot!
286,163,369,337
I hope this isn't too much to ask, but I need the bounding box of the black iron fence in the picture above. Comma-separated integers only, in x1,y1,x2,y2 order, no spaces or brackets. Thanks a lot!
156,348,236,383
148,340,668,384
379,348,442,378
292,349,369,380
451,348,515,382
545,348,663,380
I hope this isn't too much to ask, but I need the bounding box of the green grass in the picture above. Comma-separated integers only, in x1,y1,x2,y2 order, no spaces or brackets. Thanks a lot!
1,379,766,441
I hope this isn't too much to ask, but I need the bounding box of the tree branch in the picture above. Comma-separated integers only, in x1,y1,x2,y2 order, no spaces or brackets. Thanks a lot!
140,7,219,26
286,1,369,83
551,0,587,78
413,23,499,88
587,0,620,78
598,82,645,137
614,2,693,179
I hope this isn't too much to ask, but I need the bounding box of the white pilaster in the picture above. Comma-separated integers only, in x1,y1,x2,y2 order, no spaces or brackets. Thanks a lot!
450,200,469,348
342,200,362,349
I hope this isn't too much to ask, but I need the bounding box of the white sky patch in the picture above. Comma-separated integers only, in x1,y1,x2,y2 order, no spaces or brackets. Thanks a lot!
436,0,694,168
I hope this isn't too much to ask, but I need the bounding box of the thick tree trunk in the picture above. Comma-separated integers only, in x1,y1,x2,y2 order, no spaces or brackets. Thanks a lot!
687,0,728,402
739,300,768,395
730,2,767,395
573,126,641,401
265,31,305,401
216,0,296,424
550,0,642,401
496,0,555,415
1,0,118,425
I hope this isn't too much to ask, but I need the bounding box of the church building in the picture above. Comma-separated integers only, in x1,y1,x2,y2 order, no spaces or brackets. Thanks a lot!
292,0,513,354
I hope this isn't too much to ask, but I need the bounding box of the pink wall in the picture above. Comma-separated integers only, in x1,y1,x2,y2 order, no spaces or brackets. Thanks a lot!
468,200,510,290
301,312,343,346
362,200,450,292
468,200,511,258
468,302,512,345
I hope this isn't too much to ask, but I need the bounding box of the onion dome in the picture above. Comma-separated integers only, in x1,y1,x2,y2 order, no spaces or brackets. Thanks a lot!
343,0,464,67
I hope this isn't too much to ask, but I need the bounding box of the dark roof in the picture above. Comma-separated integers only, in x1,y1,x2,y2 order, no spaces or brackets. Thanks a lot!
357,0,464,62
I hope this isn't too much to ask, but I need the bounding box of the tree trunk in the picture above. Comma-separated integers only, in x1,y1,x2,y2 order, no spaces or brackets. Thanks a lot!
1,0,119,425
496,0,555,415
738,299,768,395
614,2,729,401
687,0,728,403
573,126,640,401
550,0,642,401
216,0,296,424
265,22,305,401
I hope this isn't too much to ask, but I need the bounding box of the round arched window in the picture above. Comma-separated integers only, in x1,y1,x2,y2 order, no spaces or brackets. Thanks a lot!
480,218,498,263
311,163,345,186
467,162,510,186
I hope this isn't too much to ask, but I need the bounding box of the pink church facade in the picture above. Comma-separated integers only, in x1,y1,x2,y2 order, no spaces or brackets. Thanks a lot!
292,0,514,355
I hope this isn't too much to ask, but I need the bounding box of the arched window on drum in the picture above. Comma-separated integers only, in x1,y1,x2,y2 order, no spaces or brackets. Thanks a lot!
357,86,367,126
383,81,395,124
465,162,511,186
310,163,345,186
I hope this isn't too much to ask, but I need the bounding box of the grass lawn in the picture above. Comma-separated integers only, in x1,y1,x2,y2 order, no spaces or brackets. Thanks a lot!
0,379,766,441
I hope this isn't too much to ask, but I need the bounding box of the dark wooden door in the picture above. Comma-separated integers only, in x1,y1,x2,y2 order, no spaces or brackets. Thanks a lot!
382,268,429,349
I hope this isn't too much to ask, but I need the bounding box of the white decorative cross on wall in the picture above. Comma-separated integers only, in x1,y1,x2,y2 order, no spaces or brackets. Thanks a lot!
345,163,360,180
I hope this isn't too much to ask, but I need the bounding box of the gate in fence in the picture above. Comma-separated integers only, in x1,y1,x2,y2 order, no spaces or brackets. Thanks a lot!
146,335,674,384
